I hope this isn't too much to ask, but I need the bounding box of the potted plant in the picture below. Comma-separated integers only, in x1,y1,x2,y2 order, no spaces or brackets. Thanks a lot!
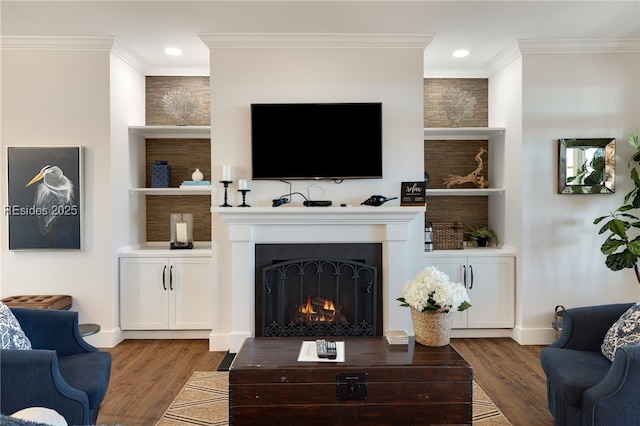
467,226,499,247
397,266,471,346
594,132,640,284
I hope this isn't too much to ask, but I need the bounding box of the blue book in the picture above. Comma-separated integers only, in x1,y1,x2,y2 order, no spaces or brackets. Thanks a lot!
181,180,211,186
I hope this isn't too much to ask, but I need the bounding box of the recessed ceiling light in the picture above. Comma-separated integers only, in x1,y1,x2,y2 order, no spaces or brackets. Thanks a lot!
164,47,182,56
452,49,470,58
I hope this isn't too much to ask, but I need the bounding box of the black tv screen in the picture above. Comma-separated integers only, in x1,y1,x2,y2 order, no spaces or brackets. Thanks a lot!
251,102,383,180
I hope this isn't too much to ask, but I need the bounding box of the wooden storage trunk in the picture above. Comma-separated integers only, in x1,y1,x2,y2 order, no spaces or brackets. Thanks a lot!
229,337,473,425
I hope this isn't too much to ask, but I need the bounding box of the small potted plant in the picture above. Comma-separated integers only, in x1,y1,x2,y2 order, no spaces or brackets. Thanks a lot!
467,226,499,247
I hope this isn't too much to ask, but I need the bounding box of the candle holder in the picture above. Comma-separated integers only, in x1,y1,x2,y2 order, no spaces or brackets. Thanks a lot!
219,180,233,207
238,189,251,207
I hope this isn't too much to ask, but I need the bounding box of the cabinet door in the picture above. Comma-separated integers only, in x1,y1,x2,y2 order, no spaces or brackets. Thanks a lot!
169,257,212,329
120,257,170,330
466,256,514,328
424,257,467,328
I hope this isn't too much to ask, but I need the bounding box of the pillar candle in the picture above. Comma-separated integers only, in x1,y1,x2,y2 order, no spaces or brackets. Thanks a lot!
176,222,188,244
239,179,249,190
222,165,232,181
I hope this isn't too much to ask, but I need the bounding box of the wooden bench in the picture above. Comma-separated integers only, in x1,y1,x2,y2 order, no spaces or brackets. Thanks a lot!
1,295,72,310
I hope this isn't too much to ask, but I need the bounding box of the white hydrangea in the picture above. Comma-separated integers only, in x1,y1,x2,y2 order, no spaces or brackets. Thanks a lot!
399,266,471,312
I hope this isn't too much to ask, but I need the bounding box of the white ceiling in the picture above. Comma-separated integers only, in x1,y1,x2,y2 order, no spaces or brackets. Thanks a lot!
2,1,639,76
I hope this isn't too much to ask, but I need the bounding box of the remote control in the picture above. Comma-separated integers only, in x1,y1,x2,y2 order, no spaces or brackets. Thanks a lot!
316,339,337,360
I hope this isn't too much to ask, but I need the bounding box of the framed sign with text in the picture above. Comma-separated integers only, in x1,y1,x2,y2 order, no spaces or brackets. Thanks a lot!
400,181,425,206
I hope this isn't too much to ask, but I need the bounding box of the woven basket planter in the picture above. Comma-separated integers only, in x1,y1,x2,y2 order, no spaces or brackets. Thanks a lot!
410,307,454,347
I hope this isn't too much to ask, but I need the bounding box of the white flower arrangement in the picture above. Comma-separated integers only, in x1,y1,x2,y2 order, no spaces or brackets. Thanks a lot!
397,266,471,313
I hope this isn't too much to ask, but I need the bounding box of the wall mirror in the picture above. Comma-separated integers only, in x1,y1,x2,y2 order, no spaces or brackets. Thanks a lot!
558,138,615,194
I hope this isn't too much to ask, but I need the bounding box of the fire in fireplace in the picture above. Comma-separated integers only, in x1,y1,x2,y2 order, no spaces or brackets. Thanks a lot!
255,244,383,337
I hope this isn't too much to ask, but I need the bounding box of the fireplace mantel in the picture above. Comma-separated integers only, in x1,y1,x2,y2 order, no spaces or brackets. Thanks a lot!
212,206,424,224
210,206,425,352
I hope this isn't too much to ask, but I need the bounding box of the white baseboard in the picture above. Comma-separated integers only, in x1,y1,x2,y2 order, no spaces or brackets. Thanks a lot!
511,326,557,345
83,327,123,349
449,328,514,339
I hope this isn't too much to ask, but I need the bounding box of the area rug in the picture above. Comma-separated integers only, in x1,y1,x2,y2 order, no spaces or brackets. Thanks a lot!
157,371,511,425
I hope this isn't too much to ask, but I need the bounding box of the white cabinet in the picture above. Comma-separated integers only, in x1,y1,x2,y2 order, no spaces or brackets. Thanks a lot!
424,250,515,329
120,255,212,330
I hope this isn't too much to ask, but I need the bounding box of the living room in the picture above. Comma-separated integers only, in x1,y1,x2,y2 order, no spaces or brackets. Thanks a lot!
1,1,639,423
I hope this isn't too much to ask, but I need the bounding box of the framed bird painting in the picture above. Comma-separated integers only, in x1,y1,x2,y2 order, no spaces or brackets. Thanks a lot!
6,146,83,250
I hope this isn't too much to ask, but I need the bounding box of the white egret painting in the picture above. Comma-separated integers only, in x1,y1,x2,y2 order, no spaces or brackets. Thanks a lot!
7,146,82,250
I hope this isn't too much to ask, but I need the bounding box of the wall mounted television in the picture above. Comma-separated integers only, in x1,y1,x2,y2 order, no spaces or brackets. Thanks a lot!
251,102,383,180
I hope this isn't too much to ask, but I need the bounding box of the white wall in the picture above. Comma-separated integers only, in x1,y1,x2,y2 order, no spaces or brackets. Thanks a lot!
208,41,427,343
518,52,640,344
102,53,146,347
209,47,426,208
489,57,526,338
0,47,115,338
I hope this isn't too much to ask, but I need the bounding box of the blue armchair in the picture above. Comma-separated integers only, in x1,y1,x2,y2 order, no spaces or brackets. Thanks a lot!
0,308,111,425
540,303,640,426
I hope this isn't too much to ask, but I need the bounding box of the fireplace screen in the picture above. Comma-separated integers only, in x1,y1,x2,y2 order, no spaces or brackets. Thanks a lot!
260,258,378,337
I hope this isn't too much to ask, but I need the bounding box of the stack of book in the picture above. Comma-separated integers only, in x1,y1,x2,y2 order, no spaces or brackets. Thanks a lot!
180,180,211,189
385,330,409,345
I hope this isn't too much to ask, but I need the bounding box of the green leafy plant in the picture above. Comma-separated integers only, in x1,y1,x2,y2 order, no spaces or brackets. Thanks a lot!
466,226,499,247
594,132,640,283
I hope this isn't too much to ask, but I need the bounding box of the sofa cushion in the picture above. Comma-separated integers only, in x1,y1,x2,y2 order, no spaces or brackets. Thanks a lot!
601,302,640,361
540,348,611,406
57,352,111,409
0,302,32,350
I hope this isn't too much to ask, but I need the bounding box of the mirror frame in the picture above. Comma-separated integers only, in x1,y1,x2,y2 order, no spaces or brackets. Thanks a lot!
558,138,615,194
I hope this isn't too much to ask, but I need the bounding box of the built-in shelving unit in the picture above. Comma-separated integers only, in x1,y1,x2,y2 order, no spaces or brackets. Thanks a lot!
423,126,514,335
127,125,212,243
424,127,506,196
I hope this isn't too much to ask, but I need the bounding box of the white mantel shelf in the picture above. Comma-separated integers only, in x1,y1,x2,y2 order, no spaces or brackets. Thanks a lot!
211,206,425,224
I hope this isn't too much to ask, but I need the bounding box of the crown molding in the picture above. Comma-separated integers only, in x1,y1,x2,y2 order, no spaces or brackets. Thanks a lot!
110,38,148,74
518,38,640,54
423,69,490,79
481,38,639,77
198,33,434,49
0,36,114,51
485,40,522,77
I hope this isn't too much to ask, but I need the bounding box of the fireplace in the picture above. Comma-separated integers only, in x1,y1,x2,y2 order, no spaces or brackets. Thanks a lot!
255,243,383,337
211,206,424,353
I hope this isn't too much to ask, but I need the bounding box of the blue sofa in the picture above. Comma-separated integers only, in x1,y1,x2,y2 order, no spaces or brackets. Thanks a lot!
0,308,112,425
540,303,640,426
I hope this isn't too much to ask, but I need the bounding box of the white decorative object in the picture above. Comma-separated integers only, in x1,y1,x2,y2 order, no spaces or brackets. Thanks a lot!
222,165,232,181
239,179,249,190
439,88,477,127
192,168,204,182
163,87,200,125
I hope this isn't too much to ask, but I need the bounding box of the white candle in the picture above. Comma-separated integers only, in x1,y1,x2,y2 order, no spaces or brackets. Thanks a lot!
176,222,188,244
222,164,232,181
239,179,249,190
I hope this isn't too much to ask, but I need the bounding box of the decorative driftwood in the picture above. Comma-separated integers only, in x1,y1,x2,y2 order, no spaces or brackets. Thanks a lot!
443,147,489,189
